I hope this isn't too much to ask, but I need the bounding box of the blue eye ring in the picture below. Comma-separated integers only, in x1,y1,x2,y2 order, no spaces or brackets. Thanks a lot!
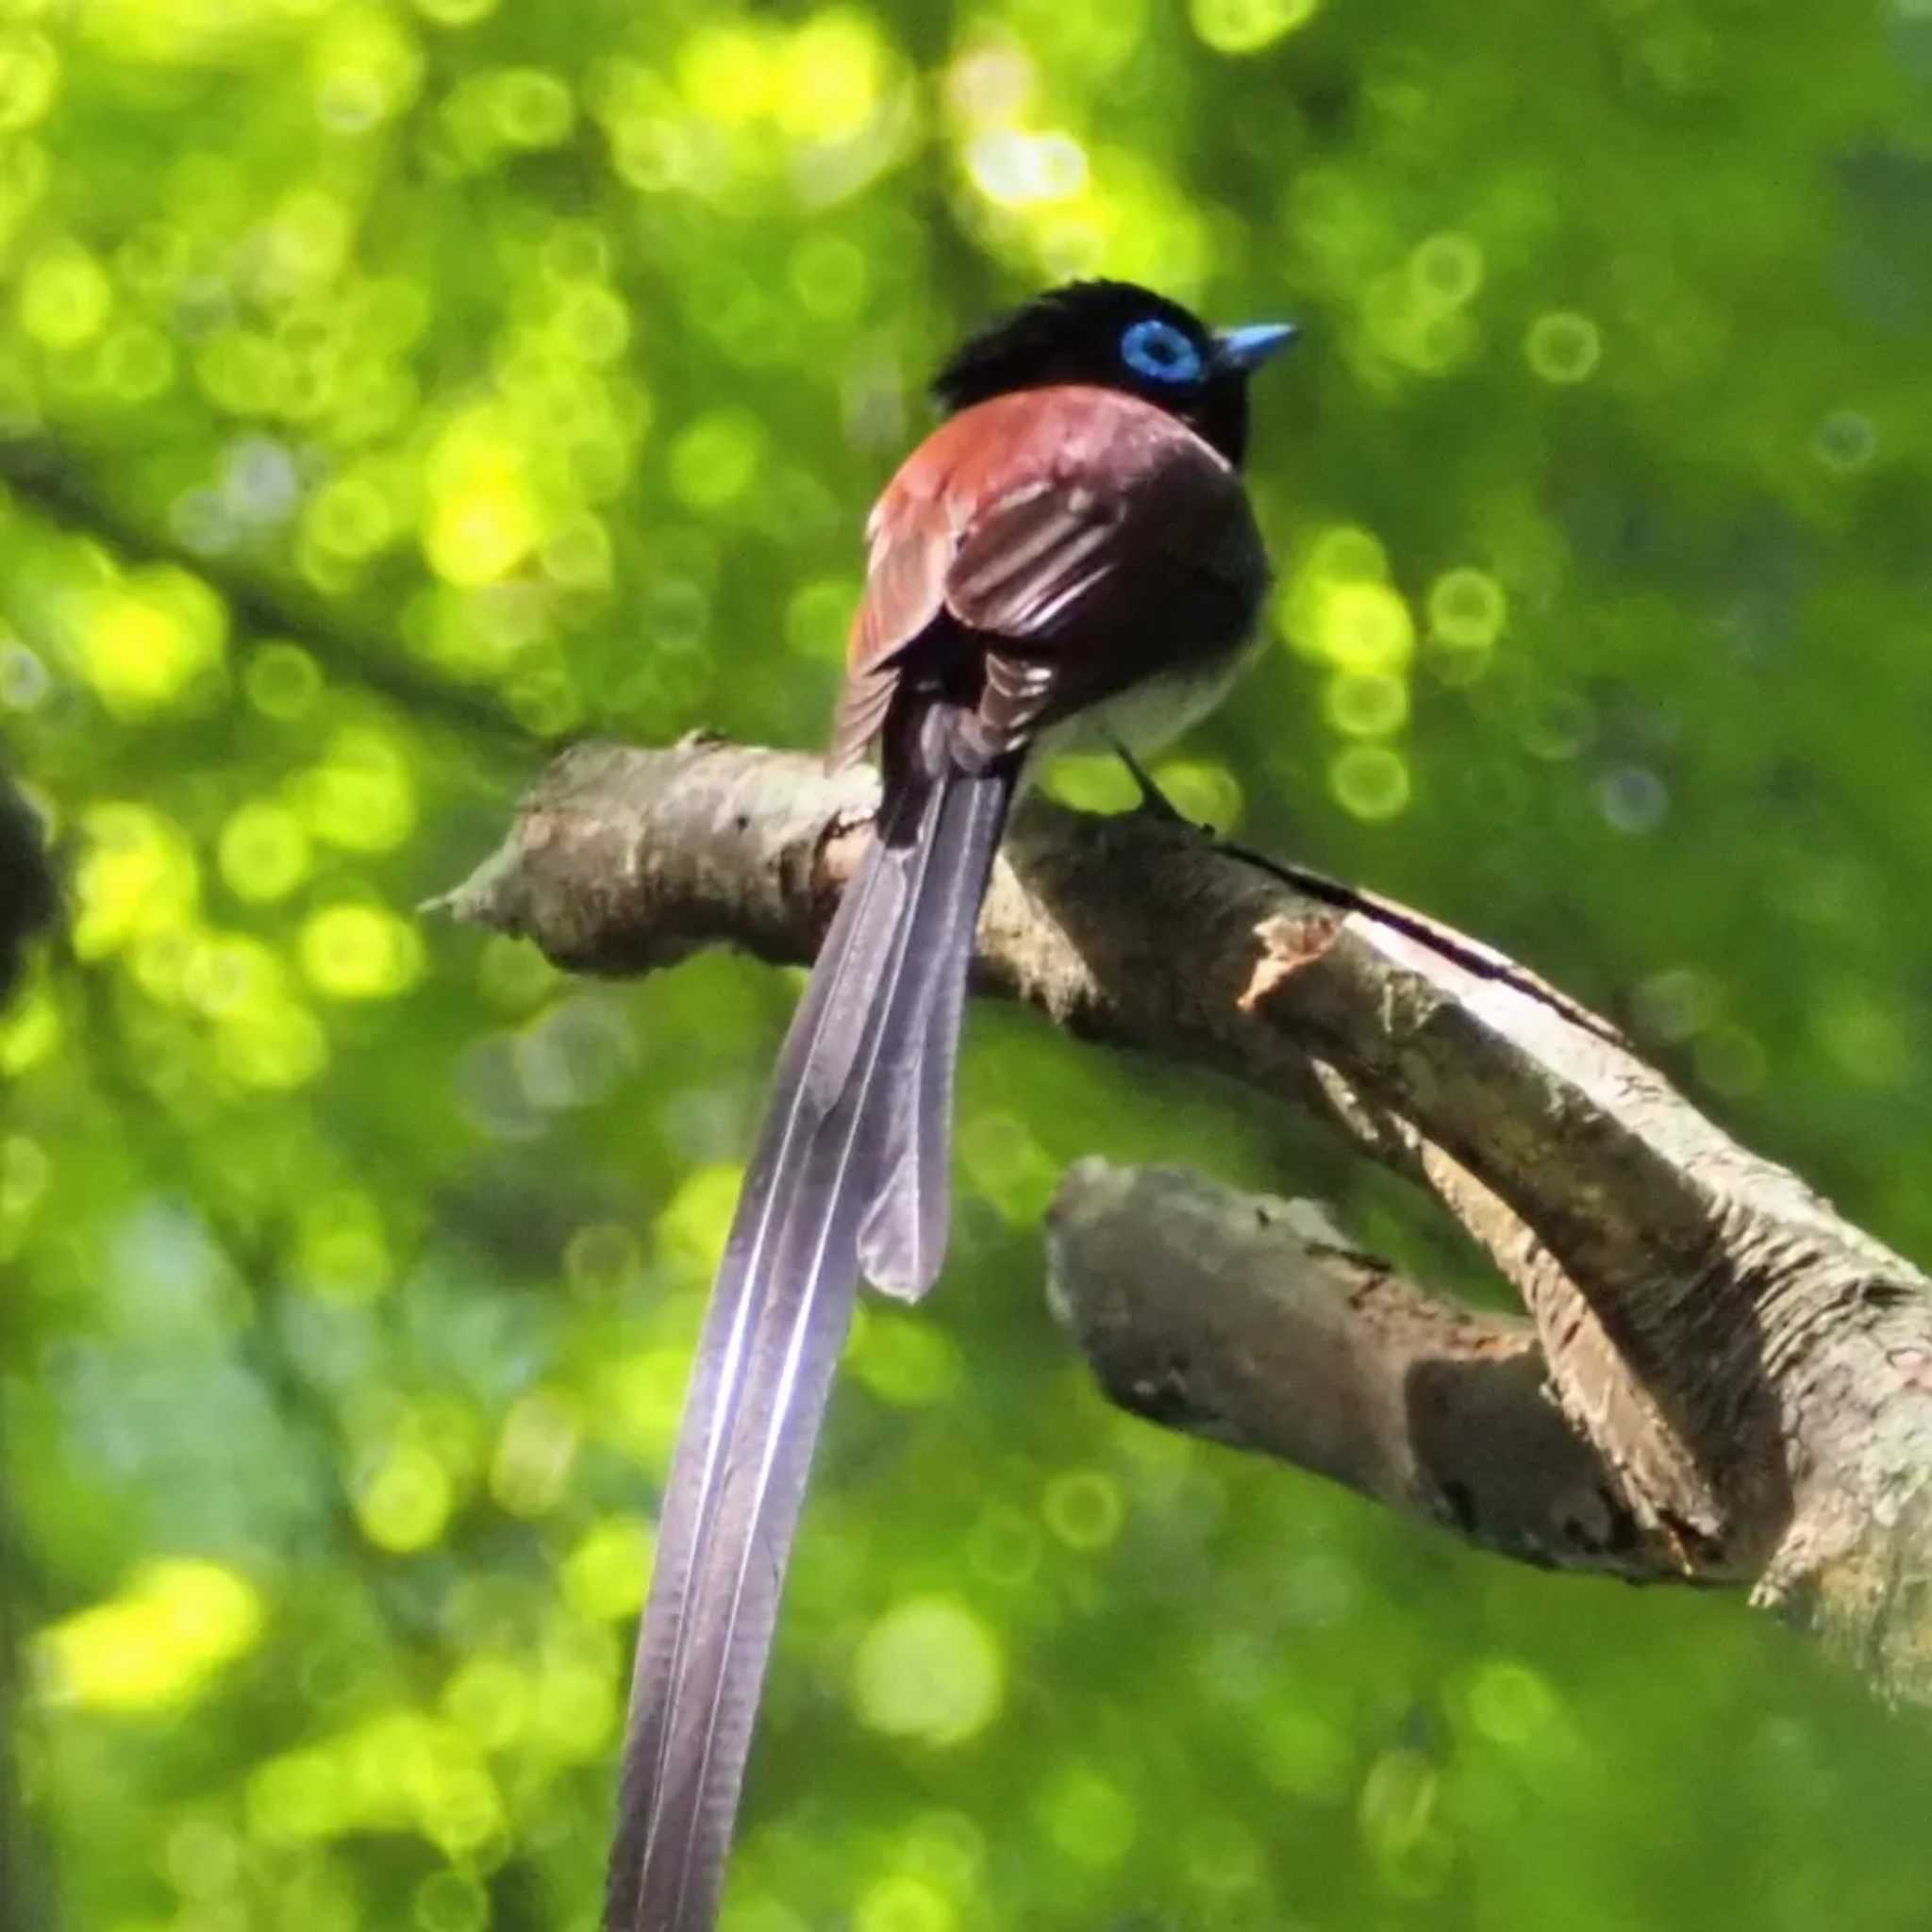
1120,316,1205,385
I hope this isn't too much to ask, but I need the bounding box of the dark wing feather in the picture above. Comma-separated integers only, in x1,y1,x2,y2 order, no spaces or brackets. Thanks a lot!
945,482,1121,638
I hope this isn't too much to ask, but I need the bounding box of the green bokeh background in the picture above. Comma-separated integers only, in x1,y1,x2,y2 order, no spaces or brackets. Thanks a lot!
8,0,1932,1926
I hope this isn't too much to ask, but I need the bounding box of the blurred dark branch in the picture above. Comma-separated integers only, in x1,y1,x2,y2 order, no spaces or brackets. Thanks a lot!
434,737,1932,1707
0,762,56,1929
0,441,540,755
0,749,56,1004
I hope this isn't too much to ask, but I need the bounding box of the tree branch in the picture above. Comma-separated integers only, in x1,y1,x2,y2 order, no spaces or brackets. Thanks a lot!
433,736,1932,1705
1044,1159,1679,1580
0,440,540,756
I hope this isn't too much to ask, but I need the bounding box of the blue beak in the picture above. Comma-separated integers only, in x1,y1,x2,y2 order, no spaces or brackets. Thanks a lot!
1215,322,1300,372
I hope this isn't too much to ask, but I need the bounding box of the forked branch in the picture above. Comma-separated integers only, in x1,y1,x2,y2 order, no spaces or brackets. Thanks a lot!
436,737,1932,1707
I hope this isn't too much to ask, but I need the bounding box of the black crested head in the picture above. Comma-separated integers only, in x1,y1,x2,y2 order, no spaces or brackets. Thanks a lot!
930,279,1297,467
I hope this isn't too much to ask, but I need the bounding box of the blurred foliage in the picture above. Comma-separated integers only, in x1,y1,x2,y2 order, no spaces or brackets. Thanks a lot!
7,0,1932,1926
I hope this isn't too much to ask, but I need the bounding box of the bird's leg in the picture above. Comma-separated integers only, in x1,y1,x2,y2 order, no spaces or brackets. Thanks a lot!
1109,737,1204,832
1109,736,1178,819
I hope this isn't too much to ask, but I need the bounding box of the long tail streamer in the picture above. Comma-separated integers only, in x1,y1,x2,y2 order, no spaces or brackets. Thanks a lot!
606,761,1016,1932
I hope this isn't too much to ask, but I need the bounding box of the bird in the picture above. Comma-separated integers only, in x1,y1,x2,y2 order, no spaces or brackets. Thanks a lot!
605,278,1298,1932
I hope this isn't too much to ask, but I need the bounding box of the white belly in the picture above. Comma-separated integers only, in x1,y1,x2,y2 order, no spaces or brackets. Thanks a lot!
1036,636,1257,763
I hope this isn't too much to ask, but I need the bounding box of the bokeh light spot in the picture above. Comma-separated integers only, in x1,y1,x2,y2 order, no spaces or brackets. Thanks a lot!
246,1747,345,1845
216,998,329,1090
296,1190,392,1303
562,1515,652,1621
1465,1657,1559,1747
1324,669,1408,739
944,38,1034,123
1330,743,1412,821
299,903,424,999
0,642,48,710
489,1391,579,1517
244,641,323,717
310,4,424,133
594,1348,692,1466
74,804,199,958
19,239,109,347
1041,752,1139,814
786,575,858,661
1036,1762,1136,1867
100,324,175,402
0,986,59,1077
778,11,888,143
958,1108,1057,1225
296,727,416,851
425,410,541,586
856,1874,954,1932
1041,1469,1124,1550
79,575,225,716
356,1441,453,1552
162,1814,242,1899
556,283,630,362
217,801,311,902
1359,1746,1453,1897
0,28,58,130
40,1559,264,1710
526,1628,618,1761
965,129,1088,206
1,1134,50,1225
1150,758,1242,828
1694,1023,1767,1097
668,409,764,509
1190,0,1318,54
541,511,615,591
179,931,278,1017
410,0,496,25
900,1810,986,1890
678,23,777,125
853,1595,1004,1745
1815,408,1876,472
1409,230,1484,305
966,1503,1041,1587
1524,309,1601,383
1277,525,1400,662
563,1218,641,1296
308,474,400,561
491,67,574,147
1427,566,1507,653
441,1655,530,1752
657,1162,745,1276
1312,580,1415,675
849,1312,961,1408
790,233,869,318
1596,764,1668,833
1816,991,1908,1087
263,187,351,290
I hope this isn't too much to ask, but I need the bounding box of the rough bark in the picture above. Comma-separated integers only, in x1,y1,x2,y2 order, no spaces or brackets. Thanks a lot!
432,735,1932,1707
